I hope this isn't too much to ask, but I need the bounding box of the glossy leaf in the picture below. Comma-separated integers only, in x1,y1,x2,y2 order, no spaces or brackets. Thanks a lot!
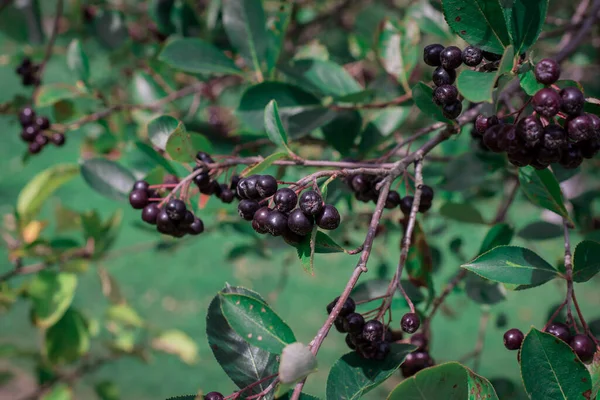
130,71,167,106
207,286,278,395
439,202,486,224
219,293,296,354
378,19,420,91
45,308,90,365
166,129,213,163
28,271,77,329
66,39,89,83
281,59,362,97
158,38,241,75
17,164,78,221
279,342,317,384
264,100,289,148
462,245,558,287
80,159,136,202
457,45,514,103
151,330,198,364
518,166,570,221
478,223,514,255
35,84,85,107
412,82,447,122
441,0,511,53
292,231,345,274
242,152,288,176
573,240,600,283
519,68,545,96
322,110,362,155
518,221,563,241
147,115,181,150
135,142,178,175
520,328,591,400
387,362,498,399
502,0,549,54
465,274,506,305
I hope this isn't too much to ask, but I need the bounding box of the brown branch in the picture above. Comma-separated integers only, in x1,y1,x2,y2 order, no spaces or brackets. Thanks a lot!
563,220,576,329
37,0,64,76
492,177,520,223
556,0,600,62
329,93,412,111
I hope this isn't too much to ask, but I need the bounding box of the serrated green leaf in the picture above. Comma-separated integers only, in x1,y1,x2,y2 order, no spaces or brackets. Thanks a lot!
242,152,288,176
66,39,89,83
158,38,241,75
80,159,136,202
412,82,447,122
502,0,549,54
518,166,570,222
29,271,77,329
573,240,600,283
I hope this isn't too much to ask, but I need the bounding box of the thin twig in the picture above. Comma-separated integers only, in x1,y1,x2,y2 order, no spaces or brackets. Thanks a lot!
556,0,600,62
224,374,278,400
37,0,64,76
330,93,412,111
563,220,576,330
492,177,520,223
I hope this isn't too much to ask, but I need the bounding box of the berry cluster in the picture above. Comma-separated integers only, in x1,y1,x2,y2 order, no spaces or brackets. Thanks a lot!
474,58,600,169
424,44,491,119
503,323,596,363
237,176,341,244
129,180,205,238
346,174,435,214
15,58,40,86
18,107,64,154
193,152,237,203
328,297,396,360
401,333,435,377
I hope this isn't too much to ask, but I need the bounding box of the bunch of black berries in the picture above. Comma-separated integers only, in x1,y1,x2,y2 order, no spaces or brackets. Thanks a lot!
328,297,395,360
193,152,237,204
15,58,40,86
18,107,64,154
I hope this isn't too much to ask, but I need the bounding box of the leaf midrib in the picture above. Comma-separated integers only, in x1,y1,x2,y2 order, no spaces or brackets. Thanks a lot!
534,332,568,399
473,0,506,49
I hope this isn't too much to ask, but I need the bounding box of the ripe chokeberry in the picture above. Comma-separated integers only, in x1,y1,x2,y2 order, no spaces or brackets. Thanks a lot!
570,334,596,363
423,44,444,66
536,147,562,165
35,134,48,147
28,142,42,154
238,200,260,221
442,100,462,120
21,126,39,142
560,143,583,169
165,199,186,221
475,115,500,134
156,210,176,234
420,185,434,204
343,313,365,334
142,203,160,224
188,218,204,235
410,333,428,351
503,328,524,350
534,58,560,85
237,175,260,200
385,191,401,209
401,312,420,333
533,88,561,118
51,133,66,146
273,188,298,212
35,116,50,130
508,147,534,167
375,341,391,360
517,115,543,144
579,137,600,159
462,46,483,66
560,87,585,116
400,196,414,214
345,334,356,350
204,392,224,400
567,114,593,142
252,207,271,234
401,351,434,377
326,296,356,317
315,205,340,230
362,320,384,342
196,151,214,164
266,210,288,236
433,85,458,106
350,174,369,193
432,66,456,87
219,186,235,203
19,107,35,127
288,209,314,236
257,175,278,198
133,180,150,192
542,124,567,150
129,189,149,209
483,125,506,153
193,171,210,188
299,190,323,216
334,316,347,333
439,46,462,70
545,322,571,343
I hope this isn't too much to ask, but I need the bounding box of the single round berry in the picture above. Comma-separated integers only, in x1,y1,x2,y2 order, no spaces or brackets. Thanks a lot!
315,205,340,230
508,147,534,167
401,312,420,334
401,351,434,377
326,296,356,317
51,133,65,146
256,175,278,198
589,114,600,136
503,328,524,350
273,188,298,212
462,46,483,66
238,199,260,221
433,85,458,106
19,107,36,127
432,66,456,87
156,210,176,234
545,322,571,343
238,175,260,200
423,44,444,66
533,88,561,118
483,125,506,153
299,190,324,216
129,189,149,209
536,147,562,165
194,172,210,188
560,143,583,169
266,210,288,236
567,114,593,142
475,115,489,134
28,141,42,154
334,316,348,333
219,188,235,203
400,196,414,214
350,174,369,193
517,115,543,144
20,125,39,142
345,334,356,350
141,203,160,224
560,87,585,116
375,341,391,360
343,313,365,334
542,124,567,150
196,151,214,164
362,320,384,342
442,100,462,120
420,185,434,204
385,191,401,209
133,180,150,192
439,46,463,70
35,116,50,130
288,209,314,236
187,218,204,235
252,207,271,234
410,333,428,351
482,51,502,61
570,334,596,363
180,210,195,227
34,133,47,147
534,58,560,85
282,228,305,245
165,199,187,221
204,392,224,400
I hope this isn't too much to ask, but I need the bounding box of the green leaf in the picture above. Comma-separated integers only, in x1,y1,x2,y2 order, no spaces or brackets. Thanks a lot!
457,45,514,103
35,84,85,107
590,357,600,400
281,59,362,97
291,231,345,273
518,166,570,221
105,304,145,328
93,10,129,49
147,115,180,150
158,38,241,75
130,71,167,106
279,343,317,385
149,0,175,35
95,381,120,400
322,110,362,156
151,330,198,365
407,2,453,39
327,344,415,400
135,142,178,175
520,328,591,400
237,82,335,139
518,221,563,241
266,3,292,74
42,383,73,400
441,0,511,54
80,159,136,202
502,0,549,54
264,100,289,148
573,240,600,283
439,202,486,224
412,82,447,122
207,286,278,395
387,362,498,399
17,164,78,221
377,19,420,92
478,223,514,255
166,129,213,163
45,308,90,365
219,293,296,354
66,39,90,84
519,67,545,96
243,152,288,176
462,245,558,287
28,271,77,329
222,0,268,76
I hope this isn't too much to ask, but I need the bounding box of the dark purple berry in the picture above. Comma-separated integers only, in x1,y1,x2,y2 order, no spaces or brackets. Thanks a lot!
420,185,434,204
440,46,462,70
433,85,458,106
252,207,271,234
375,341,391,360
282,228,305,245
196,151,214,164
334,316,347,333
266,210,288,236
288,209,314,236
133,180,150,192
482,51,502,62
401,351,434,377
570,334,596,363
534,58,560,85
400,196,414,214
343,313,365,334
187,218,204,235
542,124,567,150
219,188,235,203
483,124,505,153
350,174,369,193
345,334,356,350
401,312,420,334
230,175,241,191
156,210,175,234
205,392,224,400
462,46,483,66
326,296,356,317
423,44,444,66
533,88,560,118
274,188,298,212
410,333,428,351
165,199,186,221
362,320,384,342
35,116,50,130
442,100,462,119
28,141,42,154
299,190,323,216
589,114,600,136
545,322,571,343
560,87,585,116
315,205,340,230
180,210,195,227
385,191,401,209
34,134,46,147
503,328,524,350
141,203,160,224
21,125,39,142
19,107,35,127
129,189,149,209
517,115,543,144
51,133,66,146
237,175,260,200
432,66,456,87
567,114,593,142
238,199,260,221
560,143,583,169
194,171,210,188
256,175,278,198
508,147,534,167
579,138,600,159
536,147,562,165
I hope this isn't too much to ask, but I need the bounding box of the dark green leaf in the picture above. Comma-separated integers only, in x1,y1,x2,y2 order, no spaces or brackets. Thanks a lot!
521,328,591,400
322,110,362,155
66,39,90,84
462,245,558,287
413,82,447,122
439,202,486,224
291,231,346,273
242,152,288,176
149,0,175,35
281,59,362,97
457,45,514,103
264,100,289,148
80,159,136,202
35,84,85,107
135,142,178,175
518,221,563,241
130,71,167,106
326,344,415,400
519,68,545,96
219,293,296,354
95,381,120,400
573,240,600,283
266,3,292,74
518,166,570,221
158,38,241,75
166,129,213,163
28,271,77,329
478,223,514,255
441,0,511,53
502,0,549,54
207,286,278,395
147,115,181,150
45,308,90,365
465,274,506,305
387,362,498,399
378,19,420,91
93,10,129,49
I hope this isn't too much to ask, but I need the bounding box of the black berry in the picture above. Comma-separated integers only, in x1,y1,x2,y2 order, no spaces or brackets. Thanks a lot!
560,143,583,169
400,196,414,214
194,172,210,188
299,190,323,216
462,46,483,66
579,138,600,159
433,85,458,106
35,116,50,130
266,210,288,236
238,200,260,221
187,218,204,235
345,334,356,350
274,188,298,212
252,207,271,234
28,141,42,154
334,316,347,333
503,328,524,350
156,210,176,234
570,334,596,363
534,58,560,85
567,114,593,142
196,151,214,164
432,66,456,86
343,313,365,334
141,203,160,224
442,100,462,119
21,126,39,142
288,209,314,236
545,322,571,343
401,312,420,333
423,44,444,66
129,189,149,209
315,205,340,230
133,180,149,192
542,124,567,150
362,320,384,342
204,392,224,400
350,174,369,193
410,333,428,351
19,107,35,126
517,115,543,144
439,46,462,70
401,351,434,377
560,87,585,116
51,133,66,146
219,187,235,203
35,134,48,147
420,185,434,204
237,175,260,200
483,124,506,153
165,199,186,221
508,147,534,167
326,296,356,317
256,175,278,198
385,191,401,209
375,341,391,360
533,88,561,118
536,147,562,165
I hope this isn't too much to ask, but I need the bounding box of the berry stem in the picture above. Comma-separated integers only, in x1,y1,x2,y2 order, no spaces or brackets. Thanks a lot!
36,0,64,79
571,290,600,346
223,373,278,400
